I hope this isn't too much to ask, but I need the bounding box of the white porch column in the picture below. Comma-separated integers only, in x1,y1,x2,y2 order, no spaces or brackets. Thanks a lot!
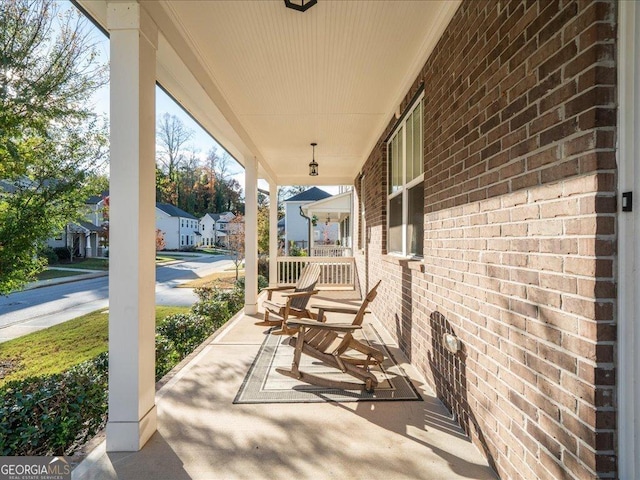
244,156,258,314
85,233,92,258
269,183,278,287
106,2,158,452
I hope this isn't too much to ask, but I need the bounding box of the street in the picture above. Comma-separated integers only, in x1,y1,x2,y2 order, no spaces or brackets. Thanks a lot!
0,254,234,342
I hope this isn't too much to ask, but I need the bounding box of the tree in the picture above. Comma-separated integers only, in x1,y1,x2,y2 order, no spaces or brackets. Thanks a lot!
156,167,176,205
257,205,269,256
156,229,166,251
0,0,108,294
226,215,245,281
208,149,233,182
156,113,194,182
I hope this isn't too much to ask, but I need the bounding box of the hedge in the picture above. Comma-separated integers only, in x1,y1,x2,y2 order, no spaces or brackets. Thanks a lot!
1,278,265,456
0,353,108,456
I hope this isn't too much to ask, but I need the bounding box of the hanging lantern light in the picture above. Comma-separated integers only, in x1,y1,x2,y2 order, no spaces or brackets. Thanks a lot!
309,142,318,176
284,0,317,13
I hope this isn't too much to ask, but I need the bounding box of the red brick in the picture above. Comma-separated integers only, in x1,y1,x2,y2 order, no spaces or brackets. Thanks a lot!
359,1,619,479
538,306,579,334
527,146,560,170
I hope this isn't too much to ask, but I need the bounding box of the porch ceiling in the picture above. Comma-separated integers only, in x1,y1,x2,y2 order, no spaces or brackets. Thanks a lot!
78,0,460,185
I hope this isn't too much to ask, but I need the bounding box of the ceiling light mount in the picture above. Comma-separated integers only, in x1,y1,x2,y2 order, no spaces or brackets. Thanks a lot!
309,142,318,177
284,0,317,13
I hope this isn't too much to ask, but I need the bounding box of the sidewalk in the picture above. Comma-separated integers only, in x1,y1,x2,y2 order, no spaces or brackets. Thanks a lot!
25,269,108,291
25,255,195,291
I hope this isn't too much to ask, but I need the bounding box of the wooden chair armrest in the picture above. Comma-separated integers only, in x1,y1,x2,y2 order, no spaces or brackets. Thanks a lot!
281,290,319,299
286,318,362,332
263,299,285,311
310,304,362,315
263,285,295,300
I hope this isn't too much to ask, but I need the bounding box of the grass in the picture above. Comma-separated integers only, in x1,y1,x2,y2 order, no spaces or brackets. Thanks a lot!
36,269,82,281
179,271,241,289
0,305,190,387
56,258,109,271
199,248,230,255
155,255,184,264
52,255,186,270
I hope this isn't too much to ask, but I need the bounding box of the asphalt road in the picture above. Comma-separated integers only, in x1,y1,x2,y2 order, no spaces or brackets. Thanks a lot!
0,254,234,343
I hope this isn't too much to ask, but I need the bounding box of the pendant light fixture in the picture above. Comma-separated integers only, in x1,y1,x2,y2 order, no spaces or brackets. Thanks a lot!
284,0,317,13
309,142,318,176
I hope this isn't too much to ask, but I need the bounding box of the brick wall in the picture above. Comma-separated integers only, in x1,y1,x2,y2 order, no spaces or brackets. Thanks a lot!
354,1,617,479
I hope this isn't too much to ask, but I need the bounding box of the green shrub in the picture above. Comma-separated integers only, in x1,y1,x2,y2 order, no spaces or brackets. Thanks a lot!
156,313,211,359
155,334,180,380
235,275,268,293
0,353,108,456
53,247,71,261
191,299,231,329
0,276,249,456
38,246,59,264
194,284,245,314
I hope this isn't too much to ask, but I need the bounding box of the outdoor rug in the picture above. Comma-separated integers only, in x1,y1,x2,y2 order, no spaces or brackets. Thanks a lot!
234,323,422,404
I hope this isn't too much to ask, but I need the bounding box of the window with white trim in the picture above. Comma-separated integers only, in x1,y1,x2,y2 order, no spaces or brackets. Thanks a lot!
387,96,423,257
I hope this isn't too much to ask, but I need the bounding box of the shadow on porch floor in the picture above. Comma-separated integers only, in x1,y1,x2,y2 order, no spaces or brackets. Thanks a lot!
73,291,497,480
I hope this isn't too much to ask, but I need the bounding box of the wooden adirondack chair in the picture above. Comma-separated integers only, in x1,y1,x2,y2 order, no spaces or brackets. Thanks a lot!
276,280,384,392
255,263,321,335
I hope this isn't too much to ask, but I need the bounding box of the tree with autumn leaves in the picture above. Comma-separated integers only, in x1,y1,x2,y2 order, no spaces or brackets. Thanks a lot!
155,115,244,217
0,0,108,294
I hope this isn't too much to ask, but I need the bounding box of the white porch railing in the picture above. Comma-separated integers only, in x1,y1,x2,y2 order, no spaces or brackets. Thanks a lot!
276,256,355,288
310,245,352,257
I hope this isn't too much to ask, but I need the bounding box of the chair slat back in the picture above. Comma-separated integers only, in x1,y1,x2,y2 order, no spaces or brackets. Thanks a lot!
353,280,382,326
290,263,321,311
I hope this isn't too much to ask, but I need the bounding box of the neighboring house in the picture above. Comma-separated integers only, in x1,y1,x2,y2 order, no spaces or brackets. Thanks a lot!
0,181,107,258
199,211,235,248
47,194,107,258
156,203,200,250
47,221,103,259
282,187,331,254
301,188,353,255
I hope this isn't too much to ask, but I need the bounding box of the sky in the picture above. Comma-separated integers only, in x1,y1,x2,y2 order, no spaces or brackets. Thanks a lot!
71,1,339,198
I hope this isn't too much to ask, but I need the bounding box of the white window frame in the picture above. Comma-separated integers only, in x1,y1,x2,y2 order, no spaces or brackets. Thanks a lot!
387,94,424,257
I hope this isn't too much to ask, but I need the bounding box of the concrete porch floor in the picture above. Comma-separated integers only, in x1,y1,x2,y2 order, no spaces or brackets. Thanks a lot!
74,291,497,480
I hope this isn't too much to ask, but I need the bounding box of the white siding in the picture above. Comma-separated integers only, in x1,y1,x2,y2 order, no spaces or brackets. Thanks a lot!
284,201,311,253
156,210,180,250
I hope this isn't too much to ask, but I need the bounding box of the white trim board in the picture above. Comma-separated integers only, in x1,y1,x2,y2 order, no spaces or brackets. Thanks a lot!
617,2,640,478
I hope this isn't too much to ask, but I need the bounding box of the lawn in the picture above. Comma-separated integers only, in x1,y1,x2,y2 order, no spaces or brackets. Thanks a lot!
155,254,184,264
49,256,183,270
179,271,242,289
56,258,109,271
198,248,230,255
0,305,190,387
36,269,82,281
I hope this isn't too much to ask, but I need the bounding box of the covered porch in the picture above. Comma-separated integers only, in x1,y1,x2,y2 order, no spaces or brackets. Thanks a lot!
73,291,496,480
72,0,639,479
